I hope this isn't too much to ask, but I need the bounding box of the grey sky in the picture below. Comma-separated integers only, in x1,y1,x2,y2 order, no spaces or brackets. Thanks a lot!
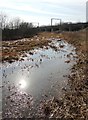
0,0,87,25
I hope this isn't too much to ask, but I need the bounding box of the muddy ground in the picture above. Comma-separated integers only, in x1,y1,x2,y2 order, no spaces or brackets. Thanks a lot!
1,32,61,63
1,28,88,119
39,29,88,119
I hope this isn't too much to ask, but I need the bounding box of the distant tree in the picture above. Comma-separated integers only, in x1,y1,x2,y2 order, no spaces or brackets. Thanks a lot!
13,18,21,29
8,20,15,29
19,22,29,29
0,12,8,29
19,22,34,30
7,18,21,29
29,23,33,28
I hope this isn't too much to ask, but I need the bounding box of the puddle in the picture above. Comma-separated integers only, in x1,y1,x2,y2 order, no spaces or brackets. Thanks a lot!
1,39,77,118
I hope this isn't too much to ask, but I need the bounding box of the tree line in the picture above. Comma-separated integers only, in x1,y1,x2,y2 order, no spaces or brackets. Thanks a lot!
0,12,88,41
0,12,39,40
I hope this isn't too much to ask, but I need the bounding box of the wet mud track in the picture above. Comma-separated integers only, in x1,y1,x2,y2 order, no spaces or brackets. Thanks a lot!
1,38,77,118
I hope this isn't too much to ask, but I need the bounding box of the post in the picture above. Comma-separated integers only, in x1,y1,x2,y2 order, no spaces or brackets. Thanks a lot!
51,18,62,32
51,18,53,32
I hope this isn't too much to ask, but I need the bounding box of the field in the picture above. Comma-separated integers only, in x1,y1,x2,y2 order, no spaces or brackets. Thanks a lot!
2,32,61,63
42,28,88,119
1,28,88,119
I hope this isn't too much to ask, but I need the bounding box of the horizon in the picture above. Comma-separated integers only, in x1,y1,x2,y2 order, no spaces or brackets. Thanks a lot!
0,0,87,26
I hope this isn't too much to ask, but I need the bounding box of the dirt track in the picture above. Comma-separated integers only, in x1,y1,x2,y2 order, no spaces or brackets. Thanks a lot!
39,29,88,119
1,29,88,119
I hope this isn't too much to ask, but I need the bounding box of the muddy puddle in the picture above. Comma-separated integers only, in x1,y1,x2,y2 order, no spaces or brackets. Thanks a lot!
0,39,77,118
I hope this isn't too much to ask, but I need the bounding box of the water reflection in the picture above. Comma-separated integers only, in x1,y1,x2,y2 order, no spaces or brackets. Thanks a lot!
2,39,77,118
19,79,27,89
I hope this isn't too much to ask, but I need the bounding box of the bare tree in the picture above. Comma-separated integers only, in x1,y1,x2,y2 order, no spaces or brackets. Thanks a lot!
0,12,8,29
29,23,33,28
8,20,14,29
8,17,21,29
13,18,21,29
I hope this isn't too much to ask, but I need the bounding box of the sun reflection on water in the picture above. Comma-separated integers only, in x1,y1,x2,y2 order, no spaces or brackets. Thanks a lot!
19,79,27,89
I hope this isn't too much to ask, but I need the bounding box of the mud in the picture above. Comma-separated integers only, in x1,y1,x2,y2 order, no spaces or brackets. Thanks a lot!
39,29,88,120
1,29,87,119
1,38,77,119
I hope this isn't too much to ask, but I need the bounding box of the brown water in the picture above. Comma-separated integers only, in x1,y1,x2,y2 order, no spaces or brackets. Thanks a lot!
0,39,77,118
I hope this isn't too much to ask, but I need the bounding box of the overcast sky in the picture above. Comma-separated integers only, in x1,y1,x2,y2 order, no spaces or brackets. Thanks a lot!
0,0,87,26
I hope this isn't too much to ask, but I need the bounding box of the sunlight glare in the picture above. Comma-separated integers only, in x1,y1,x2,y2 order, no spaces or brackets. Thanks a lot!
19,79,27,89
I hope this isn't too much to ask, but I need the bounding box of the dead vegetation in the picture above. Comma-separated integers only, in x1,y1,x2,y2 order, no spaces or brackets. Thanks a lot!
1,28,88,119
2,32,60,63
39,28,88,119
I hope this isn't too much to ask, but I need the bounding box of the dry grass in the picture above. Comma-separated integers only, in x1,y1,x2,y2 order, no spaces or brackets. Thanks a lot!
61,29,87,53
1,29,88,119
2,32,60,62
40,28,88,119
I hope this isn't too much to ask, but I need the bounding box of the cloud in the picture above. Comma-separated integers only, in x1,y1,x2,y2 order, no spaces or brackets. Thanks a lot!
0,1,73,16
0,0,85,16
0,0,86,25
